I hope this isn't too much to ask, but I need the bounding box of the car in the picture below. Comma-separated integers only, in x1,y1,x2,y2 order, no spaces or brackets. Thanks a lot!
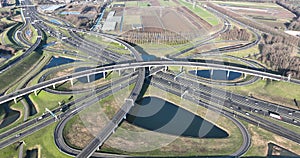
255,102,258,105
15,133,21,137
245,112,249,116
245,98,249,101
293,119,298,123
254,109,258,113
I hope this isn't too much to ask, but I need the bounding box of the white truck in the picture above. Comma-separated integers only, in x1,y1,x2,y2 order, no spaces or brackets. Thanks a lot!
269,112,282,120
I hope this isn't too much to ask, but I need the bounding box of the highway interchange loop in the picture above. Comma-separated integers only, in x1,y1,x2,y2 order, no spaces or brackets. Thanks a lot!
1,0,300,157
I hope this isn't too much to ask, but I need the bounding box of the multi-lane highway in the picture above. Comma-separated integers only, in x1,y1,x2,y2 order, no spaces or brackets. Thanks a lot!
0,59,296,105
0,4,42,74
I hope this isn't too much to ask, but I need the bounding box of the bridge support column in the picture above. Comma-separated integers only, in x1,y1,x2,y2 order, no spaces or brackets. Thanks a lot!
70,79,74,86
34,90,37,96
288,74,291,81
181,90,188,100
227,70,230,78
180,66,183,72
118,70,121,76
14,98,17,104
194,67,198,75
243,73,247,79
52,84,56,89
103,72,106,79
87,75,90,83
164,66,167,72
210,69,214,77
134,67,136,71
123,115,126,119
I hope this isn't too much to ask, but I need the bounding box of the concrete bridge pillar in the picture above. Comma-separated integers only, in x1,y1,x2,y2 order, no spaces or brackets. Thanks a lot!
70,79,74,86
134,67,136,71
34,90,38,96
288,74,291,81
180,66,183,72
52,84,56,89
87,75,90,83
103,72,106,79
14,98,17,104
227,70,230,78
164,66,167,72
118,70,121,76
123,115,126,119
243,73,247,79
210,69,214,77
194,67,198,75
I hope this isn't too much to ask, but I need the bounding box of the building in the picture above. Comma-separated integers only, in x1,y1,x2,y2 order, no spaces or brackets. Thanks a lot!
102,21,117,31
101,11,122,31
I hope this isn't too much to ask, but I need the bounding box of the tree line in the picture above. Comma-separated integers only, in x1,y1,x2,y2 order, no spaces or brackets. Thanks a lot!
259,33,300,78
276,0,300,31
221,26,251,41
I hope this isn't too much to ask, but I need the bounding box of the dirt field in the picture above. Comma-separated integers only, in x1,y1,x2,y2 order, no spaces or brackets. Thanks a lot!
149,0,160,6
141,15,162,29
215,1,295,29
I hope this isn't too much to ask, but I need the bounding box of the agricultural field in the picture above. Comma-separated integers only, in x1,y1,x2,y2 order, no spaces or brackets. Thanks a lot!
212,1,295,30
122,7,202,34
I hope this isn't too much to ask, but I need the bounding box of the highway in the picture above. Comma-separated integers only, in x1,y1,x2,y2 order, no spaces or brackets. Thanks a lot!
150,72,300,143
0,73,138,149
154,70,300,125
1,0,299,157
0,21,42,74
0,59,296,105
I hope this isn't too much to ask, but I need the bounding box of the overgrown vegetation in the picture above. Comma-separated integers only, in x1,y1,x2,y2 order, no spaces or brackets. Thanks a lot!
221,26,251,41
276,0,300,31
258,33,300,78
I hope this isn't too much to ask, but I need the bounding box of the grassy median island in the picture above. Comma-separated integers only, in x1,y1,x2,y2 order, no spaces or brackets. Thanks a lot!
222,79,300,110
101,85,243,156
63,82,135,149
63,82,243,156
0,51,42,93
240,119,300,156
29,90,73,116
1,123,72,158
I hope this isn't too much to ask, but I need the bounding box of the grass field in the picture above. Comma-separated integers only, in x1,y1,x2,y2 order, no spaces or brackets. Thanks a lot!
179,0,219,26
29,90,72,115
0,51,42,93
223,79,300,109
212,1,280,8
241,119,300,156
158,0,178,7
28,24,38,44
125,1,150,7
1,123,72,158
224,44,259,58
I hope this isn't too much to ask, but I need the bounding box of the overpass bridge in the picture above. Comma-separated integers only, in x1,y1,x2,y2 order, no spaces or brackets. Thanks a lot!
0,60,295,105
